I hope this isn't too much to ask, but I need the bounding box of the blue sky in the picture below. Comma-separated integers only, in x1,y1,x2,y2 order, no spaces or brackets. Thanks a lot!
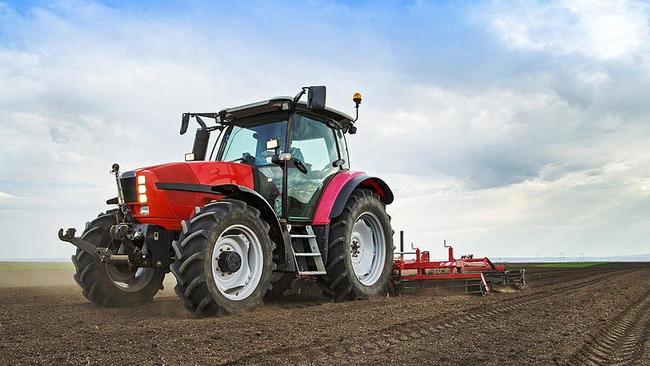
1,0,650,259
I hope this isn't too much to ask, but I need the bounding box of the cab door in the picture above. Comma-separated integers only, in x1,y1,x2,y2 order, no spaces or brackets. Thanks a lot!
286,113,342,221
219,118,288,216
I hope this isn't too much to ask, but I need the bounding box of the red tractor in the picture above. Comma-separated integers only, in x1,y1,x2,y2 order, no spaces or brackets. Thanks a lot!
59,86,394,316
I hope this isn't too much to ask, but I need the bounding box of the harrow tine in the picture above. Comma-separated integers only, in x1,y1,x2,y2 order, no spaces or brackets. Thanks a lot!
504,269,526,286
396,278,488,296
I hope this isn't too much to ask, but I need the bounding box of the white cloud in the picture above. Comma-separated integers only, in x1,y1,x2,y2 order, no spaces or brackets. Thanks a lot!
352,84,586,188
385,153,650,257
480,0,650,60
0,192,15,200
576,70,610,89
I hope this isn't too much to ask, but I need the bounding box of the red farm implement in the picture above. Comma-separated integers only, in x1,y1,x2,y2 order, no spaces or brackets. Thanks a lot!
393,231,525,295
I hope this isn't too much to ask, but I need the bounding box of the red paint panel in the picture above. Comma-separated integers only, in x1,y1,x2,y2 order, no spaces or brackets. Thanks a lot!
188,162,254,189
128,161,253,231
311,171,364,225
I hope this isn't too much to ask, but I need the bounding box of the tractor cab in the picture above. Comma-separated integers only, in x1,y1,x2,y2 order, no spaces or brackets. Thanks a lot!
183,87,356,223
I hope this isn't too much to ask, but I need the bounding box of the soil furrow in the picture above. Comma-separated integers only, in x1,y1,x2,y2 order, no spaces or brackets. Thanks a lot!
561,288,650,365
219,268,638,365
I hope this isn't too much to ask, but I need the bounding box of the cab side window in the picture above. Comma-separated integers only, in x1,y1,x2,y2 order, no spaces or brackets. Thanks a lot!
287,114,340,219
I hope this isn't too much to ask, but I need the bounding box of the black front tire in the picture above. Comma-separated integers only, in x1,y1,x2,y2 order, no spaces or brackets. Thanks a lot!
319,189,393,301
71,211,165,307
170,199,275,316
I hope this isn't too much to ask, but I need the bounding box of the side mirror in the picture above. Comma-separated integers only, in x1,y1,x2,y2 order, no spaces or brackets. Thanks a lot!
307,86,326,110
180,113,190,135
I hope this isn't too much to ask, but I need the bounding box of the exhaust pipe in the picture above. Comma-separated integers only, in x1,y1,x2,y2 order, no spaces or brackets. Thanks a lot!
191,128,210,161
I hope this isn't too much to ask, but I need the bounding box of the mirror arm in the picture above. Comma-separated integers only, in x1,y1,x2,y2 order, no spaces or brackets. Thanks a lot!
292,87,308,109
194,112,219,119
195,115,207,129
181,113,221,135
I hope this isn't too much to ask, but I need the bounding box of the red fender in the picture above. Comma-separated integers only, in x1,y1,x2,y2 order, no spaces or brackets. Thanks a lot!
312,171,394,225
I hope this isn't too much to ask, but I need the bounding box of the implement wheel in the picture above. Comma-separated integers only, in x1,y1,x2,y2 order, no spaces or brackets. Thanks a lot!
71,211,165,307
320,189,393,301
171,199,275,316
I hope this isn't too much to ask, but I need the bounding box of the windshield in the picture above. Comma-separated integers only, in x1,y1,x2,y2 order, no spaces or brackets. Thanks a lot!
219,119,287,165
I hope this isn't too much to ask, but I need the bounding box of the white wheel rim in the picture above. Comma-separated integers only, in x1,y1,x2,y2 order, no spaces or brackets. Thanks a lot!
350,211,386,286
211,224,264,301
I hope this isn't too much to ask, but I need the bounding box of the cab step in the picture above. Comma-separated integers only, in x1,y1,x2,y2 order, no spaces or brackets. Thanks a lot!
290,226,327,276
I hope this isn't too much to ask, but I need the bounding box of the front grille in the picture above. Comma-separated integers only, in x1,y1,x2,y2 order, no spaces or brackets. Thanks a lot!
120,172,137,203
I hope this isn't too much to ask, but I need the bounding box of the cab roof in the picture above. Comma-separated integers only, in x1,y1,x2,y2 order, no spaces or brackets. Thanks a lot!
218,97,355,132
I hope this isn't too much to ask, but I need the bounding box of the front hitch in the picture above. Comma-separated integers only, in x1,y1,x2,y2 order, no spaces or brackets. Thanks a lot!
58,228,101,258
58,227,129,264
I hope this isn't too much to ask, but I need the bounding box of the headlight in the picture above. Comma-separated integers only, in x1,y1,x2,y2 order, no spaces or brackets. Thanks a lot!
137,175,147,201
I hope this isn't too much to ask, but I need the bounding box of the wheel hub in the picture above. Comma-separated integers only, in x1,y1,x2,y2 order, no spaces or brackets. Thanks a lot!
217,251,242,273
351,238,361,257
211,225,264,301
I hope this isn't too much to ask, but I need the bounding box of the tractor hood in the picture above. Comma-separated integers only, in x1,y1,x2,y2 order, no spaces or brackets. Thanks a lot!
135,161,255,189
120,161,255,231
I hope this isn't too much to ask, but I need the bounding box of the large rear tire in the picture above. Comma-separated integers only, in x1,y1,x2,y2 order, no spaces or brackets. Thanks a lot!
170,199,275,316
319,189,393,301
71,211,165,307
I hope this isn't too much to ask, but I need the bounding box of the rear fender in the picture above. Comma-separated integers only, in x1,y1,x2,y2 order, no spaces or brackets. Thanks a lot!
212,185,293,272
312,172,394,225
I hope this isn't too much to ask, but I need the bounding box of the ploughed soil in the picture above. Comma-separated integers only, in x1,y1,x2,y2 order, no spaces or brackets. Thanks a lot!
1,262,650,365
